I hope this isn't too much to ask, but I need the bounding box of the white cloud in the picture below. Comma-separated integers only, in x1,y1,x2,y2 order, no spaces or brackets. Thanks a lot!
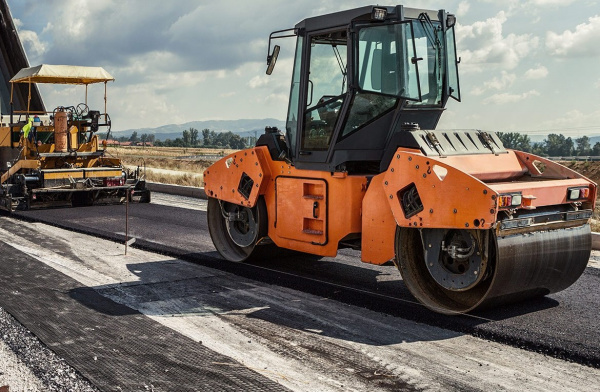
546,16,600,57
10,0,600,134
529,0,576,5
471,71,516,95
18,30,46,57
457,1,470,17
456,11,539,72
524,65,549,79
480,0,576,11
13,18,47,61
483,90,540,104
248,75,269,89
539,109,600,130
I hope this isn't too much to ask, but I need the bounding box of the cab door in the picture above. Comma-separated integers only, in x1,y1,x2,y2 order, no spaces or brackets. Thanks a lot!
295,30,348,165
275,177,327,245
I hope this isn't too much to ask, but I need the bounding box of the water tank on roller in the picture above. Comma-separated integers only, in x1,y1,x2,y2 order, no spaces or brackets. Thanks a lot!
54,110,68,152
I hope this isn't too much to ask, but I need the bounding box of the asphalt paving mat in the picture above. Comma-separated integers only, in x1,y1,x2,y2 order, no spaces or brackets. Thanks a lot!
14,204,600,368
0,242,289,392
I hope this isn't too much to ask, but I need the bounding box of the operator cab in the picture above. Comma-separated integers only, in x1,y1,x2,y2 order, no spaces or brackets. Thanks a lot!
267,5,460,173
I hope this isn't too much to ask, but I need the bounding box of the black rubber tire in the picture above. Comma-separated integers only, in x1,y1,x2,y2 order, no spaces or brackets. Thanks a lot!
207,197,269,262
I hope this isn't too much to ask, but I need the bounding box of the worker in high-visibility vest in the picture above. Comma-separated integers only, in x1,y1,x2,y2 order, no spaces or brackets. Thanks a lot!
21,116,40,144
21,117,33,139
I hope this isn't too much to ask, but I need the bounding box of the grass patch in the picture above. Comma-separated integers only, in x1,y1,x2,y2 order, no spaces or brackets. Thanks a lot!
106,146,236,159
121,156,212,173
105,146,233,183
145,171,203,187
106,147,230,178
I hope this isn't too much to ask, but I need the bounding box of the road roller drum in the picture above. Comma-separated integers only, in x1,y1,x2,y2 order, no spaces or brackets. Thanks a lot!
395,225,591,314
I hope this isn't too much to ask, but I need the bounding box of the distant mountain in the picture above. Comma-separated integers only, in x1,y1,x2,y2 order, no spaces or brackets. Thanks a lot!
111,118,286,141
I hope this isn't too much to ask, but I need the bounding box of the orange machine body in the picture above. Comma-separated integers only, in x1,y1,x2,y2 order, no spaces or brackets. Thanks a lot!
204,145,597,263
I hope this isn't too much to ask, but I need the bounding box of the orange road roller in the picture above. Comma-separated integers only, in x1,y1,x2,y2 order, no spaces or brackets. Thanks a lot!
204,5,596,314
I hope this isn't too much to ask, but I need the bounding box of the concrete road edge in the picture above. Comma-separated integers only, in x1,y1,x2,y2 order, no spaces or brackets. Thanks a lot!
146,182,207,199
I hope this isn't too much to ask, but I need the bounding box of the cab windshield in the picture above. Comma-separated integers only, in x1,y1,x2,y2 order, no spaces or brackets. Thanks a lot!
356,17,446,106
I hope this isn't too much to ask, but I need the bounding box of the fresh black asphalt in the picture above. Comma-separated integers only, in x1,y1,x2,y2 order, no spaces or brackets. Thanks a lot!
11,201,600,368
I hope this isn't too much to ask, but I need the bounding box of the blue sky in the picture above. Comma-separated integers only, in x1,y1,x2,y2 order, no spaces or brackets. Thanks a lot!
8,0,600,136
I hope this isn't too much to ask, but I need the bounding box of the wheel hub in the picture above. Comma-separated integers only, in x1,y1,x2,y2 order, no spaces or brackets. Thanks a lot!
422,229,486,291
222,202,258,247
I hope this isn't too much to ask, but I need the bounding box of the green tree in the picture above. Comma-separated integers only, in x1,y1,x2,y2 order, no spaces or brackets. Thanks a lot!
497,132,532,152
140,133,149,146
182,129,191,146
592,142,600,156
129,131,139,143
531,142,547,156
544,134,573,156
190,128,199,146
202,128,211,146
575,135,591,156
565,137,574,156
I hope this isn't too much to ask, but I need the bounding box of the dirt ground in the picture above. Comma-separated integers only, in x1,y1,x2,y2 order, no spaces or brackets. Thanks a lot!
561,161,600,184
561,161,600,230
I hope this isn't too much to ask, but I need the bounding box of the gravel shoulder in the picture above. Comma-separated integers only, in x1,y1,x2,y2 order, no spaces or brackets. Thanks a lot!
0,325,45,392
0,308,97,392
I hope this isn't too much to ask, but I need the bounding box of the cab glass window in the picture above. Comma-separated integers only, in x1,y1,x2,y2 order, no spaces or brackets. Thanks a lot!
406,17,445,107
301,32,347,151
285,36,304,155
356,22,420,101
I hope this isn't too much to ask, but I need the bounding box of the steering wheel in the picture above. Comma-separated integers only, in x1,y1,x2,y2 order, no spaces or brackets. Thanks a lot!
76,103,89,119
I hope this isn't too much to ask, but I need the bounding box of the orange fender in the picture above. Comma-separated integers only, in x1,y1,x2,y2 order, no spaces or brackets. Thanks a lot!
361,173,397,265
383,150,499,230
204,146,272,208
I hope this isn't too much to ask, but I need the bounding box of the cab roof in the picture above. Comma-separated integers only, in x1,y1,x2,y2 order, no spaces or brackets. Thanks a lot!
294,5,439,32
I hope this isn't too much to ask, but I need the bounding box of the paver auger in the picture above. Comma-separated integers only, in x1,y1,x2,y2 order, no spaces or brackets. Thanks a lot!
204,5,596,314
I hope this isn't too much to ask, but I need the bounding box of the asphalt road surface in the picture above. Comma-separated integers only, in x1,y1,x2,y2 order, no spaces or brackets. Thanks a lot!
0,193,598,391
